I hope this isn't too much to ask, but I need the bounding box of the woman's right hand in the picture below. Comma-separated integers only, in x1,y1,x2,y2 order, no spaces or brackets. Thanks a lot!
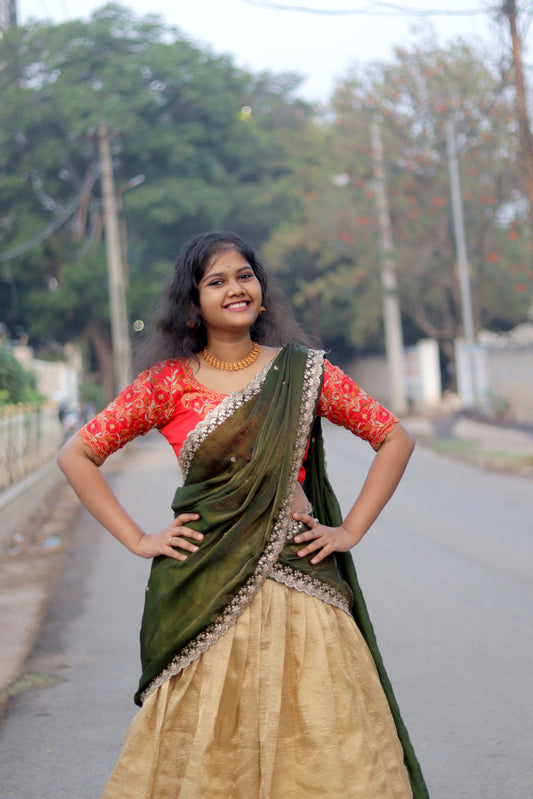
134,513,203,561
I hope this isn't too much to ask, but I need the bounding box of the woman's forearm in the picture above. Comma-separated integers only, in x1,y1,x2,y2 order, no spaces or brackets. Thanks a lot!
293,421,415,563
342,422,415,546
57,435,146,553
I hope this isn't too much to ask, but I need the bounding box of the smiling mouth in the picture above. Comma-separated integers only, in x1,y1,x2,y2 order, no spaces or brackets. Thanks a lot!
224,301,250,310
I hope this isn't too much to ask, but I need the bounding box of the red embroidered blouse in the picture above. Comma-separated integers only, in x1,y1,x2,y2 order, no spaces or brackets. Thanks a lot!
79,357,398,481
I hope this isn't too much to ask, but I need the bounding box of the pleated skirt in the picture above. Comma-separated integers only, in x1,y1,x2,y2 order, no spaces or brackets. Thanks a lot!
101,579,412,799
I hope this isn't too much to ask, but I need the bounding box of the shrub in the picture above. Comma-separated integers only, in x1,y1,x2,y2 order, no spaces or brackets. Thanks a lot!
0,347,42,404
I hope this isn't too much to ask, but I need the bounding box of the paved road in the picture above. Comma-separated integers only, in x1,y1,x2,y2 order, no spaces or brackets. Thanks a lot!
326,422,533,799
0,425,532,798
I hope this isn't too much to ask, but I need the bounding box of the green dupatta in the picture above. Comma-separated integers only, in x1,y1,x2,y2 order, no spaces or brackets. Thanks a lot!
136,344,323,705
135,343,429,798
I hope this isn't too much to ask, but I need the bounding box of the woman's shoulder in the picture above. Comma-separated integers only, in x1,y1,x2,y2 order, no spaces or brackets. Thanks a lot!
320,356,363,388
282,342,324,357
128,359,200,406
139,358,192,383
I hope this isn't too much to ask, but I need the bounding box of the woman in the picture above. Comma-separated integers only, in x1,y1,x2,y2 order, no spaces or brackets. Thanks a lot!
57,231,429,798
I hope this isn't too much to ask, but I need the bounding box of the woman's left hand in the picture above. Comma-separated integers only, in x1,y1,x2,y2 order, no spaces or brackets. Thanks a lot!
292,511,359,565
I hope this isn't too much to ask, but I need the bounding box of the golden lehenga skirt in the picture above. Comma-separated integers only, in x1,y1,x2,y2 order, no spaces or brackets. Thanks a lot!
101,579,412,799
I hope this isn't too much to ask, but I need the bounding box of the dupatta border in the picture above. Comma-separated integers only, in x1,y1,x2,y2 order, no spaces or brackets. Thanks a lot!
139,347,324,704
276,508,353,615
269,565,352,615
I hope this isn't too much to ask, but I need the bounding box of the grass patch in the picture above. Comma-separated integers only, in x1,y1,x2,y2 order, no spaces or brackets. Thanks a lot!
476,451,533,471
0,672,61,702
428,439,533,473
431,439,478,455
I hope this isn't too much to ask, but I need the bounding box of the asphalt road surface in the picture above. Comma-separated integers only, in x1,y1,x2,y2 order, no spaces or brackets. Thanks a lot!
0,423,531,799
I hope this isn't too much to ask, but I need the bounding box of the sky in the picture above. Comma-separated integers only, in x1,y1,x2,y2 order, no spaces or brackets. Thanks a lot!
17,0,516,102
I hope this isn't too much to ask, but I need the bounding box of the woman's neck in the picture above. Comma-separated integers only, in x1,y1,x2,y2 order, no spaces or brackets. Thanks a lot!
204,334,254,363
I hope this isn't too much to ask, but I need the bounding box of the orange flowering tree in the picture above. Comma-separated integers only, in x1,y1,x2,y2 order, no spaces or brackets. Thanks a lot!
266,34,533,367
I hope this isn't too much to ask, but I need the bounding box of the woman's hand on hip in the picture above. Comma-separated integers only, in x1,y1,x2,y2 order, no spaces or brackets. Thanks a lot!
292,511,360,565
135,513,203,561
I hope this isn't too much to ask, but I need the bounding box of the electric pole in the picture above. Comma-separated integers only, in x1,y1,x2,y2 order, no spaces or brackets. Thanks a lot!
370,120,407,414
502,0,533,319
0,0,17,33
446,120,479,408
98,122,132,394
502,1,533,238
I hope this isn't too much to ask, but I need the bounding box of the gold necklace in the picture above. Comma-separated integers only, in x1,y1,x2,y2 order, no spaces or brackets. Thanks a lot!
202,342,261,371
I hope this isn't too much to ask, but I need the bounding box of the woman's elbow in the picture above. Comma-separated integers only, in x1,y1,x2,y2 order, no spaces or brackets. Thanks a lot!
383,421,415,457
57,436,77,475
57,434,99,475
401,423,416,455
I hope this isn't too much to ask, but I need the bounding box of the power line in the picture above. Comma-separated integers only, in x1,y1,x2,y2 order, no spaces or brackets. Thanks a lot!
0,164,100,263
241,0,489,16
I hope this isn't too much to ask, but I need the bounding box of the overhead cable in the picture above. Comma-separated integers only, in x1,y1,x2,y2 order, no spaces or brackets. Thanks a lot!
0,164,100,263
241,1,488,16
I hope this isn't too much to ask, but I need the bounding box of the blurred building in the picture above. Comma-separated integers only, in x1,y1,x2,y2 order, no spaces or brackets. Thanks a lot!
0,0,17,33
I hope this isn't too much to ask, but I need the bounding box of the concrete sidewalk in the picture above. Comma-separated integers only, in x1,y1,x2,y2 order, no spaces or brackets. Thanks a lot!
0,447,134,710
1,417,531,709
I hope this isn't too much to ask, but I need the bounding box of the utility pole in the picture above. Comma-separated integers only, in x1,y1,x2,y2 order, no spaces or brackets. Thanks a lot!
370,120,407,414
0,0,17,33
502,0,533,319
446,120,479,408
503,0,533,238
98,122,132,394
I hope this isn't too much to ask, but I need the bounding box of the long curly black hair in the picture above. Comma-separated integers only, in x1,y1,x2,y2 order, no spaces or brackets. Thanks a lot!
137,231,313,369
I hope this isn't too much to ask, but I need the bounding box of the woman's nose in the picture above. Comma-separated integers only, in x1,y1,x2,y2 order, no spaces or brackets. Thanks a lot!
227,279,244,294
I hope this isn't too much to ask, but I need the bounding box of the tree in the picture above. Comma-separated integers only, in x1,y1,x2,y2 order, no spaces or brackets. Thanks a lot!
265,33,533,371
262,119,384,359
3,15,532,384
0,4,312,397
0,347,41,404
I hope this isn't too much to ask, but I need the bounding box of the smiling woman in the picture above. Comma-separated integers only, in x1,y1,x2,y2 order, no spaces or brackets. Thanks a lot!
57,230,429,798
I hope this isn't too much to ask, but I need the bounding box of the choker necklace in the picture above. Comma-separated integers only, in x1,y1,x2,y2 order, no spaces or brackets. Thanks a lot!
203,342,261,371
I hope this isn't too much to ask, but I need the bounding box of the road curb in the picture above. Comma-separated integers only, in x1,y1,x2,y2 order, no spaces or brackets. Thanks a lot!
0,479,81,708
0,460,64,553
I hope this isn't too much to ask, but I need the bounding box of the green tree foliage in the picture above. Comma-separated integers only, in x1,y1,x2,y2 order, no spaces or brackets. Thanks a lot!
0,347,41,404
264,34,533,363
262,120,385,359
365,36,532,353
1,14,532,381
0,4,311,393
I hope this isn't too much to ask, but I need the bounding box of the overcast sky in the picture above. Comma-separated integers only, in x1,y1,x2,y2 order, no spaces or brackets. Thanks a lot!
18,1,521,102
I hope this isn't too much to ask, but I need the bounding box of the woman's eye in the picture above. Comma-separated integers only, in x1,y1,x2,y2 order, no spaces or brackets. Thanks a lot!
240,273,254,280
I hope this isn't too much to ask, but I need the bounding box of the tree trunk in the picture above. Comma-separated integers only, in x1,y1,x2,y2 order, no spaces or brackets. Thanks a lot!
505,0,533,237
84,321,115,402
309,291,322,344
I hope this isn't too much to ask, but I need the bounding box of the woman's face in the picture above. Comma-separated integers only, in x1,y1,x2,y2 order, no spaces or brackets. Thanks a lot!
197,248,262,337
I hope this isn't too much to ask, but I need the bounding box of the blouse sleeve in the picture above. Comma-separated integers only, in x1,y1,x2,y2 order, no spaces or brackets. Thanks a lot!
317,358,399,450
78,362,178,461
